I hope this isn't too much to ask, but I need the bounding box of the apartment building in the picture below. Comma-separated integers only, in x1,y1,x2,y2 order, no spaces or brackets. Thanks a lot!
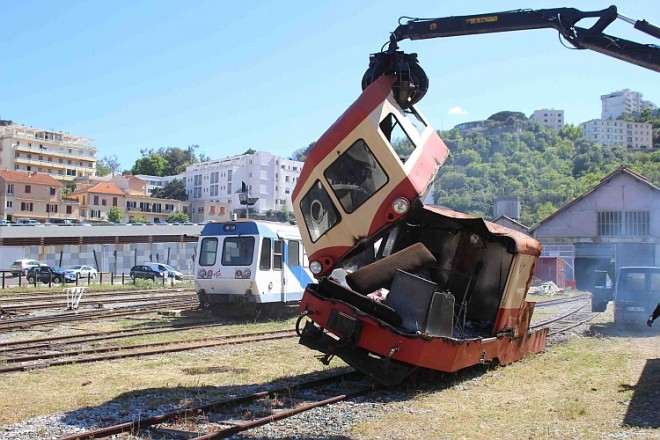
529,109,564,131
124,193,183,223
601,89,657,120
0,123,97,183
182,151,303,217
581,119,653,149
68,179,184,223
0,169,80,222
68,182,126,221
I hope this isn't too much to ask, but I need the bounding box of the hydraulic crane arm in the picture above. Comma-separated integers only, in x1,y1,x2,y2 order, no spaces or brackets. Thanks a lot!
362,5,660,108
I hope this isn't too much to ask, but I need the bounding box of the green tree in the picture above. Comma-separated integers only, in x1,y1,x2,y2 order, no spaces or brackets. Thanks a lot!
167,212,189,223
131,154,167,176
97,155,121,176
135,145,207,176
96,162,111,177
107,206,123,223
151,179,188,201
131,215,148,223
290,142,315,161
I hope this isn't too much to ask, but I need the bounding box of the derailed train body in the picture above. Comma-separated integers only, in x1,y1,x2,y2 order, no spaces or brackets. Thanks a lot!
291,75,547,385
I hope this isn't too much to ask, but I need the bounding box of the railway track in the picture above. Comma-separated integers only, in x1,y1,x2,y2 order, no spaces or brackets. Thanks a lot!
51,292,601,439
530,292,601,339
59,369,376,440
0,328,296,374
1,292,196,313
0,296,197,331
1,287,186,302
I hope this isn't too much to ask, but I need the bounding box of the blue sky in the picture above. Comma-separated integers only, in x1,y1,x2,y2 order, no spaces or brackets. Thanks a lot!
2,1,657,171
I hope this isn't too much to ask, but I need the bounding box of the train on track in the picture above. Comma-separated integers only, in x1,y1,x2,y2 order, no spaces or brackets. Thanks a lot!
194,220,314,315
292,5,659,385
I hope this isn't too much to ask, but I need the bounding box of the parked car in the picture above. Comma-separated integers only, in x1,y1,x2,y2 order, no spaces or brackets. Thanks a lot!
64,265,98,279
0,220,11,226
47,219,75,226
130,264,166,281
26,266,76,284
147,262,183,280
15,219,41,226
10,259,47,276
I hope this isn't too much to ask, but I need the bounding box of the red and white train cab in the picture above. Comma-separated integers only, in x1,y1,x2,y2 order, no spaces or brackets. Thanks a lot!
292,75,547,385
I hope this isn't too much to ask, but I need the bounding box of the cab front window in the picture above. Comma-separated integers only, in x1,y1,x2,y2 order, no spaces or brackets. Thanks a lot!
324,139,388,214
300,180,340,242
221,237,255,266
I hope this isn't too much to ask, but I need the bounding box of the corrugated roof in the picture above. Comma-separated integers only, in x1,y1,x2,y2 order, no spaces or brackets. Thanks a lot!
529,166,658,232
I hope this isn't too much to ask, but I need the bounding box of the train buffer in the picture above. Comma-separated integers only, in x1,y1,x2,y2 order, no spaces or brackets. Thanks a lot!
65,286,87,310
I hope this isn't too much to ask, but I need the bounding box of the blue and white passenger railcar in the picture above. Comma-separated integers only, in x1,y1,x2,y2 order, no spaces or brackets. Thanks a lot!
194,220,313,312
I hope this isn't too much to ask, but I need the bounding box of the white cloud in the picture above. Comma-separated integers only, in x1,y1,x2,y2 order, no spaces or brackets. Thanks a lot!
448,106,468,115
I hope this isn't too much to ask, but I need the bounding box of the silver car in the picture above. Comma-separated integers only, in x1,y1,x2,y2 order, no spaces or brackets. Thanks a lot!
10,259,47,276
64,265,98,279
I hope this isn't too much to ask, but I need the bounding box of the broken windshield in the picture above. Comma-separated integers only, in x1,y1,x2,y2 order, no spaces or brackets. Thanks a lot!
300,180,341,243
324,139,388,214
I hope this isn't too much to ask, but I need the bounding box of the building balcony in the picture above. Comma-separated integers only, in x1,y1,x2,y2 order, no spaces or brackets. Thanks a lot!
13,144,96,162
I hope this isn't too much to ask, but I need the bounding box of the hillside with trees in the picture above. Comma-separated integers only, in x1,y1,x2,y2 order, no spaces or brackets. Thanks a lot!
430,111,659,226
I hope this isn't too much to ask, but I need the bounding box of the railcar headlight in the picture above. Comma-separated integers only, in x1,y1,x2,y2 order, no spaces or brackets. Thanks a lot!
392,197,410,215
235,268,251,279
309,260,323,275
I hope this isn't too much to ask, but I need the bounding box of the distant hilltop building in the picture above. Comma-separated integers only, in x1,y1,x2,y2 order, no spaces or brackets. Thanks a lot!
581,119,653,149
529,109,564,131
0,122,97,183
454,120,486,135
601,89,657,120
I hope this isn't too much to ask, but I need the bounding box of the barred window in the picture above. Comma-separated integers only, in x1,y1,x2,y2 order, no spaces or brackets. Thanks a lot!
624,211,650,236
598,211,649,236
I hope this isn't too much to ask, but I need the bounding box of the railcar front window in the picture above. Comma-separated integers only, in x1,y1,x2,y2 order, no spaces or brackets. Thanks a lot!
199,238,218,266
288,241,300,268
259,238,271,270
274,239,283,270
221,237,255,266
324,139,388,214
300,180,341,242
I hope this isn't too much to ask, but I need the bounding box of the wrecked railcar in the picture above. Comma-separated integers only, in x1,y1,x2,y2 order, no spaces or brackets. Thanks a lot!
292,75,547,385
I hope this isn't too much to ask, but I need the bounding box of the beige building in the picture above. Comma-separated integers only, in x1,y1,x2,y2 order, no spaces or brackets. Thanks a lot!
69,181,126,222
530,109,564,131
0,123,97,183
189,200,232,223
0,169,79,222
581,119,653,149
125,193,184,223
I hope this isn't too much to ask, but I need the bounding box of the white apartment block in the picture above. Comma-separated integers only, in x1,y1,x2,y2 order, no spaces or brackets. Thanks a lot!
581,119,653,149
182,151,303,216
601,89,657,120
530,109,564,131
0,123,97,183
134,174,181,196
